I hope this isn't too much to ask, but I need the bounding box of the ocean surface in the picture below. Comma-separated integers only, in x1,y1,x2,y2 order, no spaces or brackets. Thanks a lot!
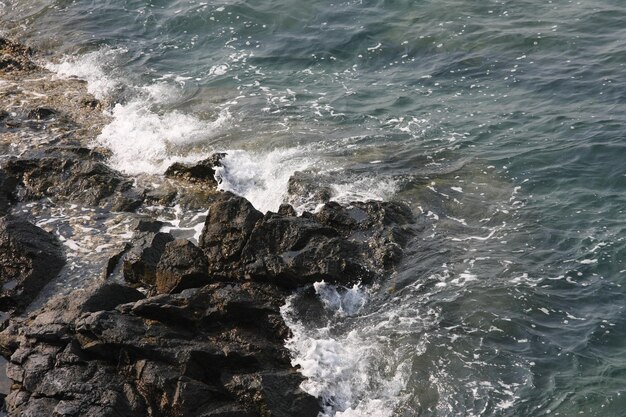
2,0,626,416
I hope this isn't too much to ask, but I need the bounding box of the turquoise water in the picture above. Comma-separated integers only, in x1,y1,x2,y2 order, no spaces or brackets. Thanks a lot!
2,0,626,415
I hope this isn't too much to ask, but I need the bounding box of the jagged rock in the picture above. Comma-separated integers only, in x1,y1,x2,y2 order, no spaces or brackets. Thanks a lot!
223,371,320,417
0,170,17,216
123,231,175,288
2,146,143,211
0,281,319,417
199,193,415,288
164,153,226,185
277,203,297,217
286,170,332,207
0,38,36,73
156,239,209,294
0,216,65,312
240,212,373,288
199,192,264,277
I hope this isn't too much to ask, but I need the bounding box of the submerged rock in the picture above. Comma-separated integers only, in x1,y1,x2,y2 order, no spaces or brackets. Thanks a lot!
286,170,332,208
164,153,226,185
0,216,65,312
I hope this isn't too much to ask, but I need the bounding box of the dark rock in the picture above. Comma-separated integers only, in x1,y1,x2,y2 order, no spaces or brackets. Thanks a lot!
0,38,36,73
164,153,226,185
199,192,263,277
223,371,319,417
123,231,175,288
144,184,177,206
0,216,65,312
26,107,56,120
0,281,319,417
277,203,297,217
199,194,415,288
2,146,144,211
132,218,164,233
240,212,374,288
156,239,209,294
286,170,332,206
0,170,17,216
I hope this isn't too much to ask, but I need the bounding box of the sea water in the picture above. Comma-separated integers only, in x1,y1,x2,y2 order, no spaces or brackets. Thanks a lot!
1,0,626,415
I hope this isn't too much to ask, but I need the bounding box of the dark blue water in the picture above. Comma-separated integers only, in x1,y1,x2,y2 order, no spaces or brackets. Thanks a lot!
2,0,626,415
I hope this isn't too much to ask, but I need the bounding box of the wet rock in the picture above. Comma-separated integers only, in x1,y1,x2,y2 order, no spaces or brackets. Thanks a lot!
123,231,175,288
2,146,144,211
0,38,36,73
199,194,414,288
26,107,56,120
0,170,17,216
0,281,319,417
164,153,226,185
223,371,320,417
199,192,264,277
144,183,178,206
240,212,373,288
0,216,65,312
156,239,209,294
277,203,297,217
286,170,333,207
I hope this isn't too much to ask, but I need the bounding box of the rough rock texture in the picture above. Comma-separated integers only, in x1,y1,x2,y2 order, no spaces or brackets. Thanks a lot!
0,38,36,73
2,146,143,211
122,230,175,288
0,216,65,312
156,239,209,294
199,192,415,288
286,171,332,207
0,170,17,216
199,192,264,278
164,153,225,185
0,281,320,417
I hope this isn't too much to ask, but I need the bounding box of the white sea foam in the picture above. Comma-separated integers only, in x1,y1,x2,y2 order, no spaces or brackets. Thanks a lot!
330,177,398,207
214,148,314,213
45,47,125,99
98,101,230,175
45,46,231,175
282,283,412,417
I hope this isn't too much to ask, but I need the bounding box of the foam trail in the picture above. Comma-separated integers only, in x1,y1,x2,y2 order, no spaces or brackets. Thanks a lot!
330,177,399,206
281,282,410,417
45,47,126,99
45,47,231,175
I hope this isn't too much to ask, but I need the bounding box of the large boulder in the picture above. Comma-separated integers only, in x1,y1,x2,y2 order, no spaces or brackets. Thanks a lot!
2,146,143,212
199,193,415,288
0,216,65,312
240,212,373,288
0,281,320,417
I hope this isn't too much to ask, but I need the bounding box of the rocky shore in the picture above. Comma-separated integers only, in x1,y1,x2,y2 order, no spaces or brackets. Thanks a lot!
0,38,418,416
